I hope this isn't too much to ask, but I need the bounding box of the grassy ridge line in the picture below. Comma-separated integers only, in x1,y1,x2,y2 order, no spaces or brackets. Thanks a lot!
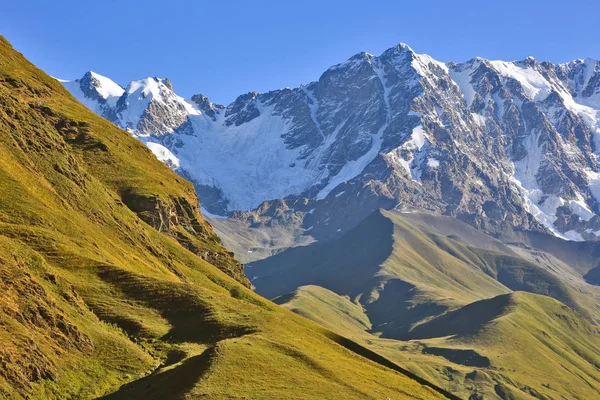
268,209,600,398
321,329,462,400
279,282,600,399
0,34,248,287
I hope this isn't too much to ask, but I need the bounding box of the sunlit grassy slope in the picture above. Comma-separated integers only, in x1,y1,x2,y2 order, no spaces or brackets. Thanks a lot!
259,210,600,399
255,209,600,333
0,36,451,399
279,286,600,399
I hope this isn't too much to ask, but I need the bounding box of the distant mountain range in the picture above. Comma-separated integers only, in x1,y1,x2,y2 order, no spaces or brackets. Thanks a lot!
61,44,600,243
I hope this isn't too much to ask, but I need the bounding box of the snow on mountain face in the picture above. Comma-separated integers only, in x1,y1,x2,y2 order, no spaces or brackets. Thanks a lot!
59,48,600,241
61,71,124,119
444,56,600,240
115,77,201,136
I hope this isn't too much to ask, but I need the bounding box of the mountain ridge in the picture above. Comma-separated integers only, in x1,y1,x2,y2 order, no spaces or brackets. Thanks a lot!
60,43,600,244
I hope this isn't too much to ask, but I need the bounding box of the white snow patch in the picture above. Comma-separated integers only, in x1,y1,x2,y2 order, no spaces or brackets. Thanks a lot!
448,63,478,107
386,124,430,185
563,230,585,242
471,113,486,127
513,130,544,191
569,199,595,221
89,71,125,101
427,158,440,168
144,142,180,169
507,130,579,239
411,126,427,151
413,53,449,75
585,169,600,210
178,102,324,211
489,60,553,101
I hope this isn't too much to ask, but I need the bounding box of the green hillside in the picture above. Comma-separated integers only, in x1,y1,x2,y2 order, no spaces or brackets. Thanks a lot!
0,36,450,399
254,209,600,332
279,286,600,399
258,210,600,399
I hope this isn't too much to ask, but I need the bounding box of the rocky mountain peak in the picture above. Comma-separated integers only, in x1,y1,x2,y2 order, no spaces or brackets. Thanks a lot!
191,93,223,120
224,91,261,127
76,70,124,103
379,42,416,63
522,55,537,67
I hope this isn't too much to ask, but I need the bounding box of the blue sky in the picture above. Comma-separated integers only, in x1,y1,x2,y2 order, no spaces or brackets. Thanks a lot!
2,0,598,104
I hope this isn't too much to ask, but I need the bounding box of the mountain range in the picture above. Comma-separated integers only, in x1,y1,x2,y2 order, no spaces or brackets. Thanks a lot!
56,45,600,399
60,44,600,244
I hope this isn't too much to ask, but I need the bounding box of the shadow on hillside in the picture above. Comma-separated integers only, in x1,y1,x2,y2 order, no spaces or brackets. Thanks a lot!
422,347,490,367
96,266,255,343
100,347,216,400
322,330,461,400
406,293,514,340
364,278,449,340
251,209,395,300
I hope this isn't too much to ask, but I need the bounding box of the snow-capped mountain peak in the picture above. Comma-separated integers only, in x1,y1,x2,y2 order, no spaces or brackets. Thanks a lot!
82,71,124,100
114,76,202,135
61,71,124,114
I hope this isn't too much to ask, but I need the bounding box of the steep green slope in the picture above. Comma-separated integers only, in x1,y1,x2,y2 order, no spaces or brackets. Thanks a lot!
0,36,448,399
414,292,600,399
274,285,373,334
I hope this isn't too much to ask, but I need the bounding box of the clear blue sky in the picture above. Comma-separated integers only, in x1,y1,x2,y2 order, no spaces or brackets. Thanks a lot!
2,0,598,105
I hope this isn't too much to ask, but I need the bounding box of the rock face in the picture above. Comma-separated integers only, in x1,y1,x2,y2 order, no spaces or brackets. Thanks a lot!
60,45,600,241
118,189,249,286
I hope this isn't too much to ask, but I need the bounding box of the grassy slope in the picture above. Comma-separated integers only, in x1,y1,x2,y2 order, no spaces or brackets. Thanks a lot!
383,211,600,324
254,209,600,334
415,292,600,399
0,36,448,399
260,210,600,398
280,286,600,399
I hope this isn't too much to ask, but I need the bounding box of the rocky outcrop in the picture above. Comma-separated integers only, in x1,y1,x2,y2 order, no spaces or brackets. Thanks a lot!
119,190,249,287
191,93,223,121
0,262,93,393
